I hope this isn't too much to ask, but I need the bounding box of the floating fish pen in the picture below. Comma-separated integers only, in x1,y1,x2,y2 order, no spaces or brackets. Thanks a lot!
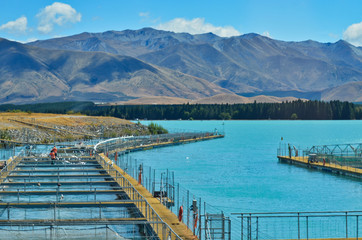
307,143,362,169
278,143,362,179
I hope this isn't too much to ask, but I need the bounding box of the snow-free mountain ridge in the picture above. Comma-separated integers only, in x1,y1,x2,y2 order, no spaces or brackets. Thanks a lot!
1,27,361,103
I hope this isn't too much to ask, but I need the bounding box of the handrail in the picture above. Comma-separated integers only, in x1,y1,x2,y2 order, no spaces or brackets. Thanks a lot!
96,153,184,240
232,210,362,216
94,131,223,154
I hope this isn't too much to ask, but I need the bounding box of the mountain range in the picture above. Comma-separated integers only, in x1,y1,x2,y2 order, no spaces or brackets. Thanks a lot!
0,37,227,103
1,27,361,103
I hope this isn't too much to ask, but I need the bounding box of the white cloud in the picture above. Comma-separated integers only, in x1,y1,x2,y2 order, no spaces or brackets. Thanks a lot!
36,2,81,34
262,31,271,38
155,18,241,37
0,16,27,34
343,21,362,46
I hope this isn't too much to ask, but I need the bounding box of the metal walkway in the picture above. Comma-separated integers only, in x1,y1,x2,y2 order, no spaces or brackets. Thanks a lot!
277,142,362,179
277,155,362,179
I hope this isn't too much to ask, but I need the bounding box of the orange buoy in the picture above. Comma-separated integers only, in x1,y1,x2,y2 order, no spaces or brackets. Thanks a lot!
178,206,183,222
194,212,198,229
138,170,142,185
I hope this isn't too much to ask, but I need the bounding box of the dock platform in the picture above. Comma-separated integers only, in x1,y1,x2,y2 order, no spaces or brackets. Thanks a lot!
278,155,362,179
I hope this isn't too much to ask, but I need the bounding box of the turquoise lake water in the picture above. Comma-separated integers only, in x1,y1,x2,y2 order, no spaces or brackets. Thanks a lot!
132,120,362,214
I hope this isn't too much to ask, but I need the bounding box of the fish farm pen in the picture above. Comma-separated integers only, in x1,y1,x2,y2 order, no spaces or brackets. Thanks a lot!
0,130,361,239
278,143,362,179
307,143,362,168
0,131,228,240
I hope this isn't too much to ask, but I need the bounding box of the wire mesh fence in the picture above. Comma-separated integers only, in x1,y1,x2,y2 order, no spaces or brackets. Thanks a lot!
231,211,362,240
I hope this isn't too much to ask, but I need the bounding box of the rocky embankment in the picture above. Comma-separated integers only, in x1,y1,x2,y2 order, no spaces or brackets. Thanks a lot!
0,113,149,144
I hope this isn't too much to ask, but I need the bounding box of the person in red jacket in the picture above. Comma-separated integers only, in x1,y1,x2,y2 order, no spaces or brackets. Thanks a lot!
50,150,56,165
52,146,57,157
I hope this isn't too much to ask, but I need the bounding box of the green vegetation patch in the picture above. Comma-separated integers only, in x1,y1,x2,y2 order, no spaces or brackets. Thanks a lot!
148,122,168,135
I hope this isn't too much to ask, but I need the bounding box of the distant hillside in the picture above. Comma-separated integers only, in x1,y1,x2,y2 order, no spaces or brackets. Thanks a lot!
0,38,228,103
113,94,303,105
322,81,362,102
29,28,362,102
113,96,189,105
192,94,250,104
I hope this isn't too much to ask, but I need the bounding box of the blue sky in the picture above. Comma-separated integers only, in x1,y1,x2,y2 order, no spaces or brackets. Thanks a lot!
2,0,362,46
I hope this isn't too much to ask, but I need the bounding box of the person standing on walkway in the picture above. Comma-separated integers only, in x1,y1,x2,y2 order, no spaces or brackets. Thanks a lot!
293,146,298,157
288,144,292,158
52,146,57,157
49,150,56,165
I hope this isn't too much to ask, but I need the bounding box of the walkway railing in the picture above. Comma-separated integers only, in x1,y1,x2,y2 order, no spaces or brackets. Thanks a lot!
0,150,25,184
232,211,361,240
94,131,223,154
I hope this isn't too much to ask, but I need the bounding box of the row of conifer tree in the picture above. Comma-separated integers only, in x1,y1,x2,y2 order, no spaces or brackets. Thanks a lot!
0,100,361,120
